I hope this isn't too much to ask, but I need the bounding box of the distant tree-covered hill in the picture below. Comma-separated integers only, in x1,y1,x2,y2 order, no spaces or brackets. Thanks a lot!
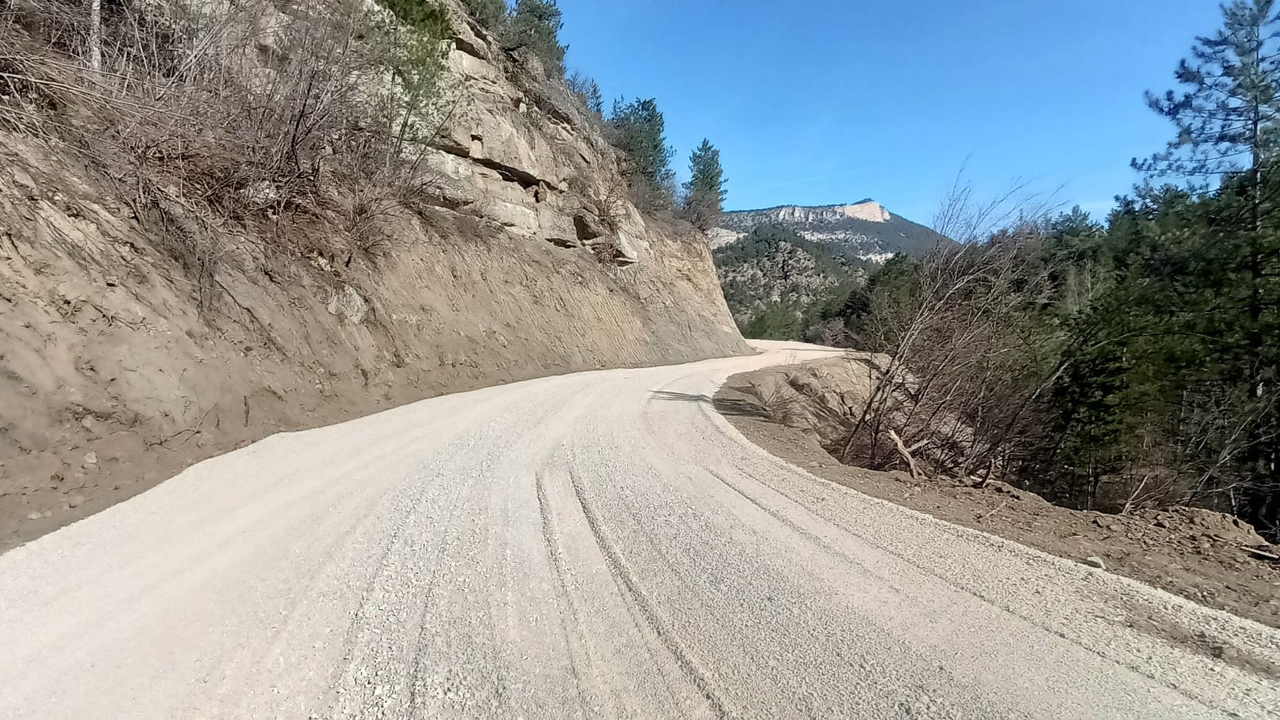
713,226,874,340
711,201,951,342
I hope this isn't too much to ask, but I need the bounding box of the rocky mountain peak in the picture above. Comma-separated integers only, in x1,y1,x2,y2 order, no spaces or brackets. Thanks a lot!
735,201,892,226
714,200,951,263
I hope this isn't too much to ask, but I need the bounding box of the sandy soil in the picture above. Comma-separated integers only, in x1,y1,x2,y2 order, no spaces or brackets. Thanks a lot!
716,368,1280,640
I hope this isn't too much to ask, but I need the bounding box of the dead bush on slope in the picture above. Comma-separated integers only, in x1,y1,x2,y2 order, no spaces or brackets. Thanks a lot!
838,232,1068,481
757,381,807,428
1,0,453,275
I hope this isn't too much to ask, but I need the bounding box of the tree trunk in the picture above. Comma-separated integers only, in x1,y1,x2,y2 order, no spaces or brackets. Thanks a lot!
1241,118,1279,541
88,0,102,72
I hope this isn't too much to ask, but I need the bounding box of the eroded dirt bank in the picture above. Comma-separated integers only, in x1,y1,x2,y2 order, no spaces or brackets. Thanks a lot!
716,360,1280,632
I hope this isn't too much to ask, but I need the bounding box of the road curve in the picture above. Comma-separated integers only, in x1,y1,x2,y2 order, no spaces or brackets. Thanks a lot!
1,341,1278,719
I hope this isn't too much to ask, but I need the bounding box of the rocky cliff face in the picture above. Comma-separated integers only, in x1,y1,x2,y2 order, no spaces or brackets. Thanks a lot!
431,7,652,264
0,1,746,549
729,201,893,227
716,200,951,263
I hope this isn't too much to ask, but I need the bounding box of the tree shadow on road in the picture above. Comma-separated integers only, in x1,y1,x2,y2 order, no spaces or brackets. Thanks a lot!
649,390,771,419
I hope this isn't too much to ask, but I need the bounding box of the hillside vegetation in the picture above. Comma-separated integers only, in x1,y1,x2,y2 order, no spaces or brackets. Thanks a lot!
712,202,950,343
746,0,1280,542
713,225,874,341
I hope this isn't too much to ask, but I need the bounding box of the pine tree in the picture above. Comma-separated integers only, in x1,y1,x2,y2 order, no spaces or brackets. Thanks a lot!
681,139,727,231
1136,0,1280,536
464,0,507,30
504,0,566,76
585,82,603,117
607,97,676,208
743,303,802,341
1134,0,1280,180
566,72,604,118
1047,343,1129,510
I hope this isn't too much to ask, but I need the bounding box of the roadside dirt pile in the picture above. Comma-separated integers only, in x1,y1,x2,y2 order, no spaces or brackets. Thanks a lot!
0,1,746,549
718,354,884,447
718,359,1280,629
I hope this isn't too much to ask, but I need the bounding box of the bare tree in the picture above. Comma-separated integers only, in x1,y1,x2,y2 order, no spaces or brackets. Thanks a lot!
932,159,1061,243
86,0,101,71
838,173,1069,481
838,235,1058,475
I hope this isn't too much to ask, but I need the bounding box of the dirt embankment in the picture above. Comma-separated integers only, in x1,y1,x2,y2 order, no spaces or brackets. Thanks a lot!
0,6,746,550
716,359,1280,632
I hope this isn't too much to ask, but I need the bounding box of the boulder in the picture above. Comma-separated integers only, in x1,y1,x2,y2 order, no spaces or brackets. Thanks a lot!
573,213,606,242
486,200,540,237
326,285,368,325
537,207,580,248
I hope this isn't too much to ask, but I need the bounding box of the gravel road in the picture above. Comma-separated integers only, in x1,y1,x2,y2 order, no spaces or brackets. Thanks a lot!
1,341,1278,719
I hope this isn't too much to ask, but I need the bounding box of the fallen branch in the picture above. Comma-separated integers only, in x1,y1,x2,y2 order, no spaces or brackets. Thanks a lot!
888,428,923,479
147,406,215,448
977,500,1009,522
1243,546,1280,562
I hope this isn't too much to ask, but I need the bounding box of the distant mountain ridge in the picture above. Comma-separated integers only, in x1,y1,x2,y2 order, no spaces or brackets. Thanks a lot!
713,200,952,263
725,200,889,225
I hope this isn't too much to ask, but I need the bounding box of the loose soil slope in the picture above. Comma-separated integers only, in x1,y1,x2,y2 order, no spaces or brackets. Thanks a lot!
0,3,746,549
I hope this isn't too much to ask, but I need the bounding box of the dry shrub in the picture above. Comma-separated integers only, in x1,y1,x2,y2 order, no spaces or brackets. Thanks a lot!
570,172,629,234
758,381,806,428
838,232,1065,480
1,0,453,277
590,238,623,265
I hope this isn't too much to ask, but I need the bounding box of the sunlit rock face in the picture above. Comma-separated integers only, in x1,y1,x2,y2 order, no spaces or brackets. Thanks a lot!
717,200,950,264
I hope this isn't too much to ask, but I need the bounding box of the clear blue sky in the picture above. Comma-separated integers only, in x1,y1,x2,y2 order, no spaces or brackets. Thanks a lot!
555,0,1223,222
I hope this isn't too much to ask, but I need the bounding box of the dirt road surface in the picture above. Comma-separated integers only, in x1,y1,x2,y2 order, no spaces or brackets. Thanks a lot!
1,341,1278,719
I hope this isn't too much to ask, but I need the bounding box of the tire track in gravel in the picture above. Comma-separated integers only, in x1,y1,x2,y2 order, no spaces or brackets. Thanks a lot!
567,465,730,719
